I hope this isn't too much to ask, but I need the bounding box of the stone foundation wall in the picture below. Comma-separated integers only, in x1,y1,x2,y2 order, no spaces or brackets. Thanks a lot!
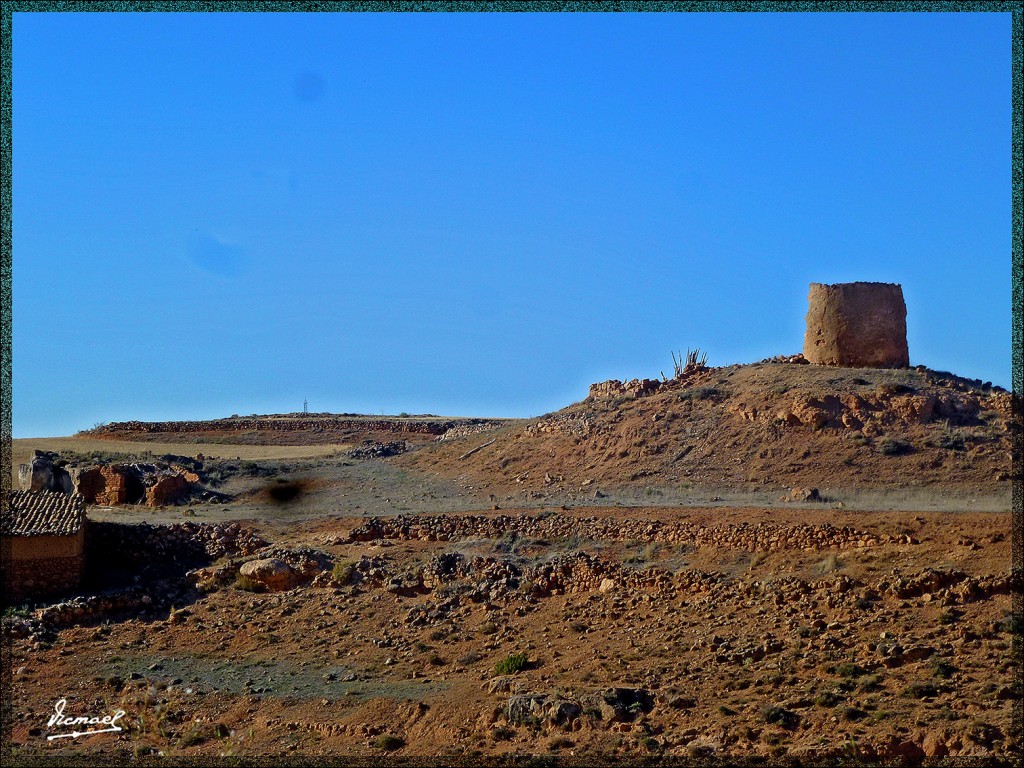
6,554,84,602
803,282,909,368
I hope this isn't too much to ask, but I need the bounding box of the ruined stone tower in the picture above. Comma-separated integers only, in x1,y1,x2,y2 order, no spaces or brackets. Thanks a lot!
803,282,909,368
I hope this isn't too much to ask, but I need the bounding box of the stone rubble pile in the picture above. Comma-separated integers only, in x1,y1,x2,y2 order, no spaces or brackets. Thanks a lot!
436,423,505,441
346,441,409,459
88,520,268,565
347,513,902,552
587,365,716,402
502,686,655,730
759,353,809,364
524,414,597,438
90,416,503,437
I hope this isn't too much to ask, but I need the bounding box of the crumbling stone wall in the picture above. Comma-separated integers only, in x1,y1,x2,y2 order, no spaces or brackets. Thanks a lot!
168,464,201,483
95,466,129,505
74,465,196,507
145,474,192,506
70,467,102,502
71,465,127,505
803,282,909,368
588,378,662,400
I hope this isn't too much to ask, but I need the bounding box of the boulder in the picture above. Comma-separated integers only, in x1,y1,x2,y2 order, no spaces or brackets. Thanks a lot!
506,694,548,726
788,487,821,503
598,687,654,722
544,699,582,726
239,558,302,591
922,731,949,758
18,460,51,492
18,451,72,494
187,565,239,592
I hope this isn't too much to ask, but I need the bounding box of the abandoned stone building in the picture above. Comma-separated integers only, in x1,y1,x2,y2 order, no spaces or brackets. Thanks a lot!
18,450,202,507
4,490,87,602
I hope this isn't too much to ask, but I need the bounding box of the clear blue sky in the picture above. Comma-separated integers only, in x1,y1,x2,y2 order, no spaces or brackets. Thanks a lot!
12,11,1012,438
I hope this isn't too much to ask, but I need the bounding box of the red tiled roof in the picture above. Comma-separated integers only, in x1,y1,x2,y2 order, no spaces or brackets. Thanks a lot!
4,491,85,536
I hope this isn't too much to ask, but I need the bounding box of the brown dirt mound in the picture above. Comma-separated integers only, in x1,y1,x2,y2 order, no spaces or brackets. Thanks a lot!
396,362,1013,494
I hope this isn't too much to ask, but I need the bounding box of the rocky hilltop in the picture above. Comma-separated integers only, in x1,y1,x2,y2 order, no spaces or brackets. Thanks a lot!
398,360,1013,494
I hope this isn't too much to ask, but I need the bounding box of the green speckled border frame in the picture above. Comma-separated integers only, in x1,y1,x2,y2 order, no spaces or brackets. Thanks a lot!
0,3,1020,767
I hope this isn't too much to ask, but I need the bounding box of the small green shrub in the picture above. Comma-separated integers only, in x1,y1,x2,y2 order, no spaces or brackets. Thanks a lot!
966,719,999,746
996,613,1023,635
760,705,799,730
938,430,967,451
371,734,405,751
233,574,263,592
493,652,529,676
813,554,843,576
932,659,957,679
835,662,868,679
678,386,723,401
2,604,33,619
331,561,356,585
550,736,575,751
859,674,883,692
903,681,940,699
639,735,660,752
878,438,913,456
814,691,843,708
177,724,211,748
